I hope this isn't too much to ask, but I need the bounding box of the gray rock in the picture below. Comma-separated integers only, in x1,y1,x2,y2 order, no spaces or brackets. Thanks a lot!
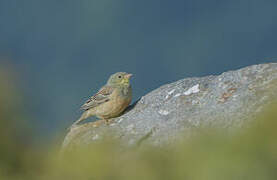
62,63,277,149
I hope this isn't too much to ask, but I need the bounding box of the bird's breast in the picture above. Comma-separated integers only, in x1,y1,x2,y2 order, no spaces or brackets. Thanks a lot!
95,87,132,119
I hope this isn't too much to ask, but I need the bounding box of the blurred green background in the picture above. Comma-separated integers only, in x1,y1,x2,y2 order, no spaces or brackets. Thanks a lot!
1,1,277,179
0,0,277,142
0,70,277,179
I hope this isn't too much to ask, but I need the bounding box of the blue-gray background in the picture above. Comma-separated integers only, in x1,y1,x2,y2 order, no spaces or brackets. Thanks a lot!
0,0,276,141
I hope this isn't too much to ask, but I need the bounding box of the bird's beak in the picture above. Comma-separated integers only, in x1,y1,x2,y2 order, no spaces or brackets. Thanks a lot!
125,73,133,79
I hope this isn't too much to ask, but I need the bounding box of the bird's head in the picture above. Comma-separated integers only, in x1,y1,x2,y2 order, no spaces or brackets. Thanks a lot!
107,72,132,86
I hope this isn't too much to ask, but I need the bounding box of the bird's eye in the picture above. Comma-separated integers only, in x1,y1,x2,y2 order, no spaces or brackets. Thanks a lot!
118,75,122,78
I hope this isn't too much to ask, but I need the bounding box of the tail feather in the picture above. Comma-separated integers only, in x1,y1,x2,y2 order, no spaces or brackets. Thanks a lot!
72,111,90,126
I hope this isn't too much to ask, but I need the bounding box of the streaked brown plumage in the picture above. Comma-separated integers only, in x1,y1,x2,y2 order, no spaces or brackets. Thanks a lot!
71,72,132,127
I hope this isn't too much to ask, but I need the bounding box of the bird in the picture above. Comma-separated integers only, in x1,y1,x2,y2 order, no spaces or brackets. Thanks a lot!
71,72,132,127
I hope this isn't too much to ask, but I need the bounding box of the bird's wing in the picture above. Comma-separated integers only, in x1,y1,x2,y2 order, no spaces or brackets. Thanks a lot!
81,86,114,110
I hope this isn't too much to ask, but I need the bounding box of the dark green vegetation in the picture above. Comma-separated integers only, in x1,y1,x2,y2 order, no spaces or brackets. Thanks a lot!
1,69,277,180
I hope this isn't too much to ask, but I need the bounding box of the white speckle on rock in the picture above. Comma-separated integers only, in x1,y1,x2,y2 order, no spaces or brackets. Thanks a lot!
174,93,181,97
168,89,175,95
158,109,170,115
140,96,145,104
92,134,99,140
117,118,123,123
165,89,176,99
184,84,200,95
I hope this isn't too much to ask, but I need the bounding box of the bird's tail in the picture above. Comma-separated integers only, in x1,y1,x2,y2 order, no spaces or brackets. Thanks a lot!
71,111,90,127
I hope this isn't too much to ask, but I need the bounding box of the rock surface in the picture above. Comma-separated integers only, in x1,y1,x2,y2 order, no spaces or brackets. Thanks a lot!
62,63,277,149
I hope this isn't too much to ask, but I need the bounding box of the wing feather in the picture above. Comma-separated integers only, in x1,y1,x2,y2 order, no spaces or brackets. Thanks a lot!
81,86,114,110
